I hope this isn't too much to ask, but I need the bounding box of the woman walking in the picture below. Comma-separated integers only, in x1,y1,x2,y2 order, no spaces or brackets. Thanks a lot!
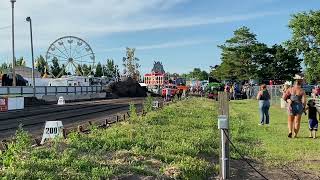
282,80,306,138
256,84,271,125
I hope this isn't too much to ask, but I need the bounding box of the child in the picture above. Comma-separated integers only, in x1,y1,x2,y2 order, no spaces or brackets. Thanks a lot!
305,100,319,139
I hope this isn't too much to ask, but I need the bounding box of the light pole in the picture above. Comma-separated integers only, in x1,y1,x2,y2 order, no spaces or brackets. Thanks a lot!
115,65,118,82
26,16,35,96
10,0,16,87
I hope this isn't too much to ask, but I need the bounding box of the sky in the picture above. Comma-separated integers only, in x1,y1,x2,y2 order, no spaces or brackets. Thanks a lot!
0,0,319,75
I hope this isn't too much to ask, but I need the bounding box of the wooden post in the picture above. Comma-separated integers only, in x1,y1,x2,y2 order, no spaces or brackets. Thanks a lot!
218,92,230,180
62,128,67,139
1,140,8,150
34,138,41,146
116,115,119,122
77,125,83,133
88,121,93,126
123,114,126,120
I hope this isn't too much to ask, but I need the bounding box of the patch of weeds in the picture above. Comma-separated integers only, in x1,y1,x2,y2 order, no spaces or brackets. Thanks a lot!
143,94,154,113
129,102,138,122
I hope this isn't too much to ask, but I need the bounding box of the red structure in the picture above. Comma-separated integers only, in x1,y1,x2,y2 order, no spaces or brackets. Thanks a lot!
144,72,165,86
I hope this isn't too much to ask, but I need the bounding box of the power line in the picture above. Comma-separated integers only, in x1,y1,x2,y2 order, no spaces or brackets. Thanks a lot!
222,129,269,180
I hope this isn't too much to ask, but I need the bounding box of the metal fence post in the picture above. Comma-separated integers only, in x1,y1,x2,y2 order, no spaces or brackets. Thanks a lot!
218,92,230,180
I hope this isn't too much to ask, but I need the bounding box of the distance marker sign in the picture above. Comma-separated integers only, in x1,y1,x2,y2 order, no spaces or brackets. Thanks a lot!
40,121,64,144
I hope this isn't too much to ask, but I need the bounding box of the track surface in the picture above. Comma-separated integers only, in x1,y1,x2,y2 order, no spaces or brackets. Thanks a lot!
0,98,144,140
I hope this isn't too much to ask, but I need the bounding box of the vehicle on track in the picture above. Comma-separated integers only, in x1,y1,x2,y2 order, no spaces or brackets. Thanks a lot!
162,84,178,99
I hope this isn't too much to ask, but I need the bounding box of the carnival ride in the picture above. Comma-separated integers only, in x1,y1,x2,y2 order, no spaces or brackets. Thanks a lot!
45,36,95,78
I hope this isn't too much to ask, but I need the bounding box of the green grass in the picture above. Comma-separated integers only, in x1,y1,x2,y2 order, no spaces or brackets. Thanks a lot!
230,100,320,173
0,98,220,179
1,98,318,179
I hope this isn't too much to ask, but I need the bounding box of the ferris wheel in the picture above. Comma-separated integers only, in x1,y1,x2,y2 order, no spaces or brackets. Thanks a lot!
45,36,95,78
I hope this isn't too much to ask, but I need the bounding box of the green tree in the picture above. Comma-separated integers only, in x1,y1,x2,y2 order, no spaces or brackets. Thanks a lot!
50,57,62,77
123,47,140,80
216,26,258,80
254,44,302,81
188,68,208,80
95,62,103,77
76,64,83,76
35,55,48,76
287,10,320,82
82,64,91,76
0,62,9,74
16,57,26,67
104,58,115,78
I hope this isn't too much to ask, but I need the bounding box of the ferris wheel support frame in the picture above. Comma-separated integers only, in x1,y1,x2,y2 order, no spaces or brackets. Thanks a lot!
45,35,95,78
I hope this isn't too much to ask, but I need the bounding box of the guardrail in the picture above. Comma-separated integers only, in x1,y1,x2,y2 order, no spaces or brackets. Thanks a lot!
0,86,103,97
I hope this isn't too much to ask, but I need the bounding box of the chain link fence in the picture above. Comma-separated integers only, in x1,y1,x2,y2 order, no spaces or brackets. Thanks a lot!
252,85,283,106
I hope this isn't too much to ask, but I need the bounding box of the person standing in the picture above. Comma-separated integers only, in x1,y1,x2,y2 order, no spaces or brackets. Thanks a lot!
283,80,306,138
312,85,320,99
230,84,234,100
244,82,251,99
281,84,290,109
256,84,271,125
233,83,238,100
305,100,319,139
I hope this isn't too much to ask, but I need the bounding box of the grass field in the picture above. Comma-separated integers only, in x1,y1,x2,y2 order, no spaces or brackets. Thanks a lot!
0,98,219,179
230,99,320,173
0,98,318,179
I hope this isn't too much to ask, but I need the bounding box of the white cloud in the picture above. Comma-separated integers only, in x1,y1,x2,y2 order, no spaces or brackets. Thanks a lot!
0,0,280,56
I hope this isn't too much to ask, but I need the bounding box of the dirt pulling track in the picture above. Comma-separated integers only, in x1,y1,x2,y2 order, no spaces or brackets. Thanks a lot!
0,97,145,141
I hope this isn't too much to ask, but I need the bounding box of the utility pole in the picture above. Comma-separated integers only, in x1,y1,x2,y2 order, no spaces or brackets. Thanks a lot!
26,16,35,96
10,0,16,86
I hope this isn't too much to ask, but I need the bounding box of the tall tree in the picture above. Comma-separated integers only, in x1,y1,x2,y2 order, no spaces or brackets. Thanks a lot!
0,63,9,74
287,10,320,82
187,68,208,80
76,64,83,76
104,58,116,78
35,55,48,76
95,62,103,77
254,44,302,81
122,47,140,80
82,64,92,76
50,57,62,77
216,26,258,80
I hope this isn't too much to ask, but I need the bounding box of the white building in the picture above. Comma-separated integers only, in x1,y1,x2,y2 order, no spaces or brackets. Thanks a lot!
48,76,90,86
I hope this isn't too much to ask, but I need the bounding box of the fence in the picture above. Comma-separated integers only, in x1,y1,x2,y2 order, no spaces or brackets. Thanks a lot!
0,86,103,97
252,85,283,106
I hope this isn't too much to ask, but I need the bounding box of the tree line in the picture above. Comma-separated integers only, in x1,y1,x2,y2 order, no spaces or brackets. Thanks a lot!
210,10,320,84
0,55,120,79
0,47,142,80
211,26,302,82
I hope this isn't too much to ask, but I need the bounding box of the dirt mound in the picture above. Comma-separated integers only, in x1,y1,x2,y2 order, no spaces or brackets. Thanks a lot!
103,77,147,97
24,97,47,106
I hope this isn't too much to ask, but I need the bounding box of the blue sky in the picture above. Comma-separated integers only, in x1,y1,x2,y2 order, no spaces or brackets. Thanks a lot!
0,0,319,75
